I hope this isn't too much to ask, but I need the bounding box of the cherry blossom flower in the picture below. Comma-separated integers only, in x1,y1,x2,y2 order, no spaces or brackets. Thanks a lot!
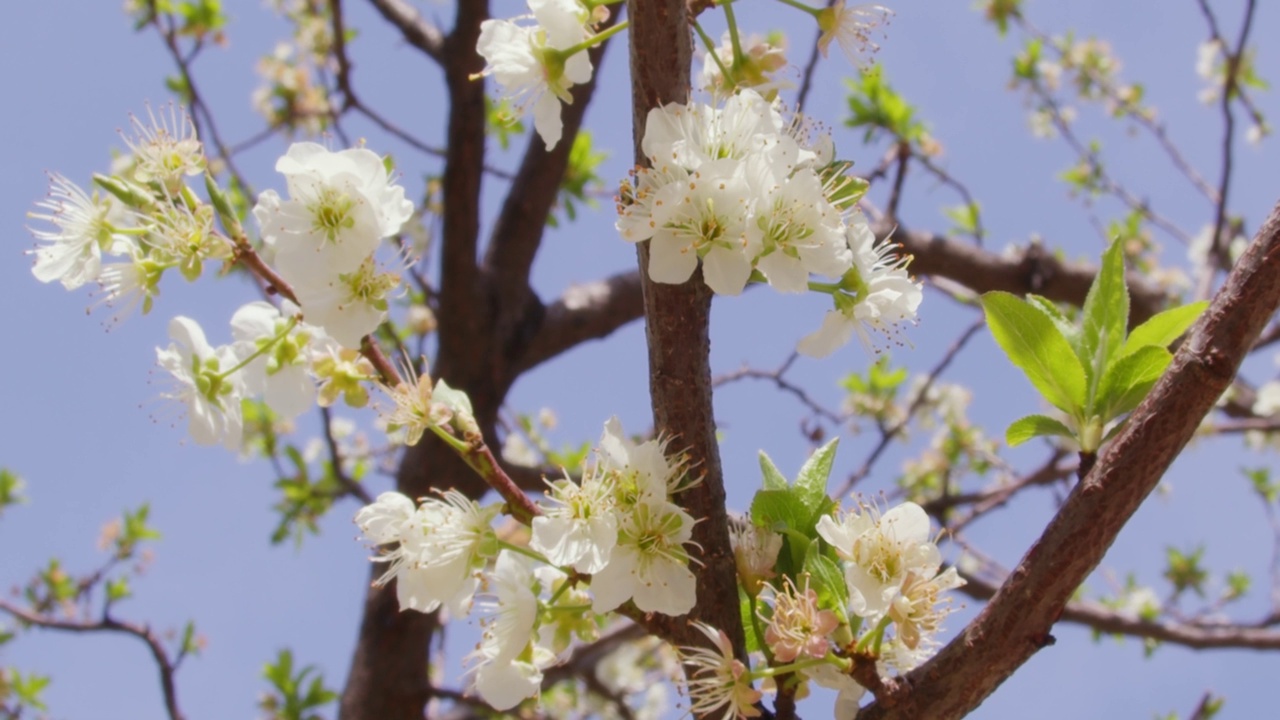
122,104,206,190
531,471,618,573
230,301,318,419
356,489,499,615
471,551,547,710
27,174,132,290
475,0,594,149
797,215,921,358
681,622,762,719
700,31,791,100
154,316,248,449
816,2,892,69
730,521,782,595
763,578,840,663
815,500,939,617
593,416,690,508
590,499,697,616
291,256,399,347
253,142,413,285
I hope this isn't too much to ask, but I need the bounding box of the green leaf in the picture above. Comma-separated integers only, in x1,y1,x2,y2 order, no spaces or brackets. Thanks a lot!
1006,414,1076,446
803,542,850,622
794,439,838,512
1027,294,1081,348
981,291,1088,414
749,490,808,535
1098,345,1172,417
1120,301,1208,358
1080,241,1130,411
758,451,789,491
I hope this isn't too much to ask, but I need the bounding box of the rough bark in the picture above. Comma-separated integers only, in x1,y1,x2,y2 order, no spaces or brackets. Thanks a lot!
625,0,748,665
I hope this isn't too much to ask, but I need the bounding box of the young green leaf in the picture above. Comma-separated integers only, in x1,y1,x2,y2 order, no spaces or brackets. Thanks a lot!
803,543,851,625
1080,241,1130,410
749,490,809,535
1027,294,1083,357
1120,301,1209,358
1006,414,1076,446
981,291,1088,414
794,438,839,512
758,450,789,491
1098,345,1172,417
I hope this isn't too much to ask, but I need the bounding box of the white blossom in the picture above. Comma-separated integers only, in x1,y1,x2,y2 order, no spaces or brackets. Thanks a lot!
590,499,697,616
681,622,762,719
291,256,399,347
815,501,939,617
230,301,318,419
471,551,547,710
475,0,594,149
531,471,618,573
254,142,412,286
356,490,499,614
817,2,893,69
154,316,248,449
27,174,131,290
122,104,206,189
797,215,921,357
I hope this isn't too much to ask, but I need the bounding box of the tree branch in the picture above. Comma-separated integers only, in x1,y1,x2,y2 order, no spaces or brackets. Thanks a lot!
515,270,645,374
626,0,748,678
886,223,1168,324
856,197,1280,720
483,13,618,333
365,0,445,63
960,573,1280,651
0,600,186,720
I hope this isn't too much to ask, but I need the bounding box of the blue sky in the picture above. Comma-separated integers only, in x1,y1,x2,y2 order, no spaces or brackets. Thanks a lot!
2,1,1278,718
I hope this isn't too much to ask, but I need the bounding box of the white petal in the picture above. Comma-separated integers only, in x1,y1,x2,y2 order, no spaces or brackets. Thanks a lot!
797,309,854,358
533,92,564,150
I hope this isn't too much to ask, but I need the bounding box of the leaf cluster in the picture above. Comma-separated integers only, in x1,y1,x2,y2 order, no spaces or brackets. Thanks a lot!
981,241,1207,452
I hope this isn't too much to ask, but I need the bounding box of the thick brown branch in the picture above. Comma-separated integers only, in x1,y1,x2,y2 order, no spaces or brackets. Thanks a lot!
366,0,445,62
856,197,1280,720
886,223,1168,324
515,270,645,374
626,0,747,678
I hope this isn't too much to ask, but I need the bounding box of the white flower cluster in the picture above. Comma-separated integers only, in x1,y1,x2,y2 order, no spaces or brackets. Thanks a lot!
475,0,602,150
27,106,223,324
617,88,921,356
354,418,699,711
681,501,962,720
28,105,418,449
815,501,962,673
155,301,372,449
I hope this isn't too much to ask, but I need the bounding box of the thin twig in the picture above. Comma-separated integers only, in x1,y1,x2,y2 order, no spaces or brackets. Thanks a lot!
0,600,186,720
837,320,985,497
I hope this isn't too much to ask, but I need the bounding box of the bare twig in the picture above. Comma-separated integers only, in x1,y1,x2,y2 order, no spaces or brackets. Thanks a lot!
0,600,187,720
837,320,985,497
